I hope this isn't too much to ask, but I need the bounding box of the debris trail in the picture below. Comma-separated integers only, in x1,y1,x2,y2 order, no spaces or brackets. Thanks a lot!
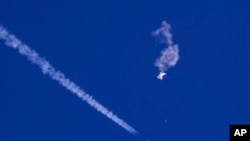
152,21,180,80
0,26,138,135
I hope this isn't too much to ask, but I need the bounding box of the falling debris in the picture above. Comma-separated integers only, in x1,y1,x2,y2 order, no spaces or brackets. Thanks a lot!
157,72,166,80
153,21,180,80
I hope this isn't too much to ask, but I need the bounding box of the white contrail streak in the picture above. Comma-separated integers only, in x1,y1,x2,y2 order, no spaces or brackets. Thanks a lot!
0,26,138,135
152,21,180,80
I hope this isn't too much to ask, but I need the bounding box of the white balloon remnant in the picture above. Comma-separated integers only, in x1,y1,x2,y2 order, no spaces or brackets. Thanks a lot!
157,72,166,80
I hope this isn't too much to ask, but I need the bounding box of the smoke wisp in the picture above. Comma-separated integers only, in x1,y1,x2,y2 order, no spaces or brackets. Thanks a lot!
152,21,180,80
0,26,138,135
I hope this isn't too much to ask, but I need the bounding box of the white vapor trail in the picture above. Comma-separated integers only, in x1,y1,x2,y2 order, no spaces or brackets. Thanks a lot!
152,21,180,80
0,26,138,135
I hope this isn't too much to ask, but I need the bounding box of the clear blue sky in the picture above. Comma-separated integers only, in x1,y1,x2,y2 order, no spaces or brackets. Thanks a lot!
0,0,249,141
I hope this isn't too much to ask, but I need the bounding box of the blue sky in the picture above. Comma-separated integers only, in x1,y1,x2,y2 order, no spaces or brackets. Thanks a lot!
1,0,250,141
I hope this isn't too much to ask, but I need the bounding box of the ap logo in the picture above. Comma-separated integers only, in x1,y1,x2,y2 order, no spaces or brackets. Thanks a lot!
234,129,247,136
230,125,250,141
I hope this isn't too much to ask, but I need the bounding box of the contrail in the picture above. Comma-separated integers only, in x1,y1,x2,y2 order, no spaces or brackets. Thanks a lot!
152,21,180,80
0,26,138,135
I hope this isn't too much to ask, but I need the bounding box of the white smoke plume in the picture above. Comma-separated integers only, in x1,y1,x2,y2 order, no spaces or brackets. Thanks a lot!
152,21,180,80
0,26,138,135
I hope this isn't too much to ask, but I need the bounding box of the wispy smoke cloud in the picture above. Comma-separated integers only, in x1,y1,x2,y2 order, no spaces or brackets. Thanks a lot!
152,21,180,80
0,26,138,135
